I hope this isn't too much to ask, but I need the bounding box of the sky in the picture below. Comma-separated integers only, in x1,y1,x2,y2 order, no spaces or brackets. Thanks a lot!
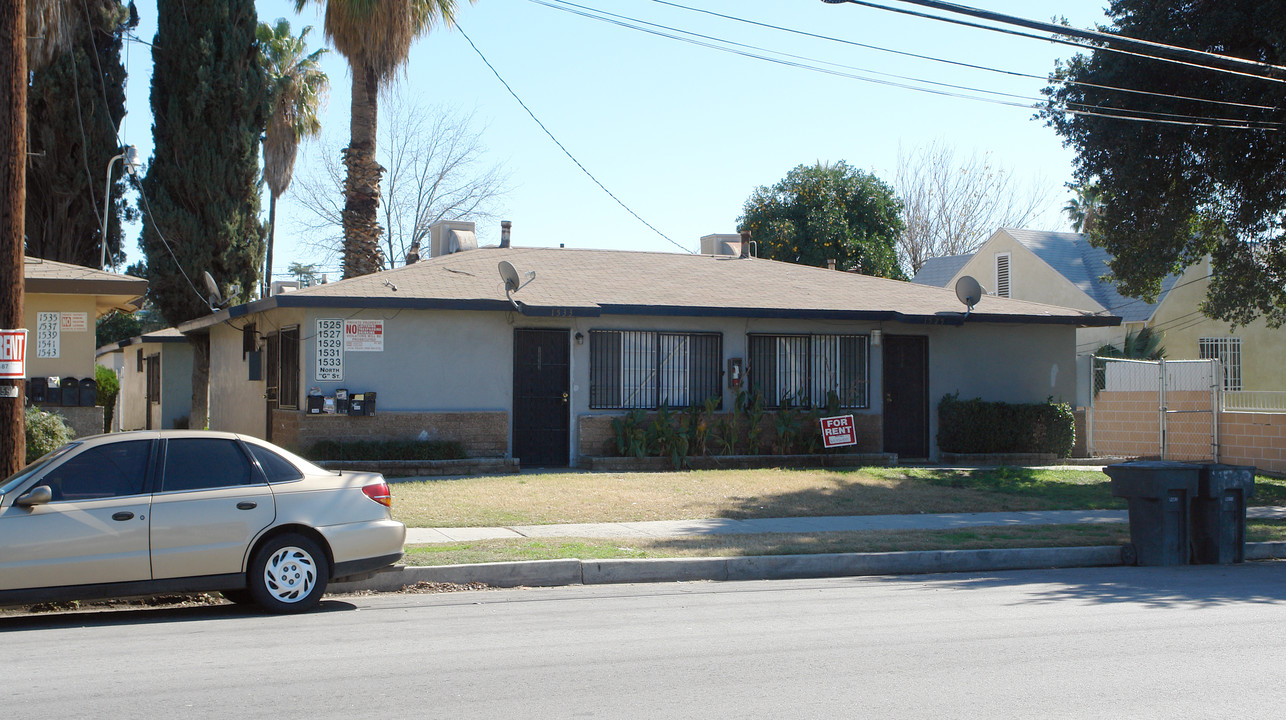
117,0,1113,281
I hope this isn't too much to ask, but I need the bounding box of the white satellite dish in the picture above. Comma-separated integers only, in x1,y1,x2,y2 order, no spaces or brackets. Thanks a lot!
202,270,223,309
955,275,983,312
498,260,535,311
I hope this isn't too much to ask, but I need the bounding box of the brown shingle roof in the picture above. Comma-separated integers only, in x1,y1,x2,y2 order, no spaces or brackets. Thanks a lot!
23,256,148,310
188,247,1120,330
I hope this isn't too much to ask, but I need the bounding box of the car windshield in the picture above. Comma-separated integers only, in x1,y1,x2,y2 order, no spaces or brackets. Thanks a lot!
0,442,81,496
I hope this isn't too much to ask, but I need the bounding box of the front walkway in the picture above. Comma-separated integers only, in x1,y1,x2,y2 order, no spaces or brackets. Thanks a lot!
405,507,1286,545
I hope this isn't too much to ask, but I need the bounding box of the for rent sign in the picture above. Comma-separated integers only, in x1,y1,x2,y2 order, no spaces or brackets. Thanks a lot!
819,414,856,449
0,329,28,379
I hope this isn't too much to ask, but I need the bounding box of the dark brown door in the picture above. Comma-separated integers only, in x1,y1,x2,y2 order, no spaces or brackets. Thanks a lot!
513,329,570,467
882,335,929,459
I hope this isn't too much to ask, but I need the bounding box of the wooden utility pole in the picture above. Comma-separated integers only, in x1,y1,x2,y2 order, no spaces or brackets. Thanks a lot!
1,0,27,475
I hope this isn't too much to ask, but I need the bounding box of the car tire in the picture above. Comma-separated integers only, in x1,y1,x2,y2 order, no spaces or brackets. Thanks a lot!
247,534,329,614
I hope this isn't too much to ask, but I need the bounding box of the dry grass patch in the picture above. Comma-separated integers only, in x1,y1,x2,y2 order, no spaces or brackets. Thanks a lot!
389,467,1117,528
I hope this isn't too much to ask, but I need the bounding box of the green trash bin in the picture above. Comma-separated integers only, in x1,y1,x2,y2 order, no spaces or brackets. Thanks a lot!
1105,461,1201,566
1192,464,1255,564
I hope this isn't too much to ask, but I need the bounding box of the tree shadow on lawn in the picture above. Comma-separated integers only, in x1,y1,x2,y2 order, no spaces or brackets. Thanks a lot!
712,467,1123,520
859,561,1286,609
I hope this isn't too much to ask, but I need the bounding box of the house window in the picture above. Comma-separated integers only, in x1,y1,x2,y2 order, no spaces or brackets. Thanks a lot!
1199,337,1242,391
995,252,1011,298
747,334,869,409
145,354,161,404
589,330,721,409
279,326,301,410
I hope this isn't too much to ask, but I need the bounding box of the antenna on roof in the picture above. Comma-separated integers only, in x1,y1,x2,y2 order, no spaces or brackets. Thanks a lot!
202,271,232,311
955,276,983,317
498,260,535,312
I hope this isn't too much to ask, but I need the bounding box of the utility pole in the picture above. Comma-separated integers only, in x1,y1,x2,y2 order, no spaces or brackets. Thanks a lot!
1,0,26,475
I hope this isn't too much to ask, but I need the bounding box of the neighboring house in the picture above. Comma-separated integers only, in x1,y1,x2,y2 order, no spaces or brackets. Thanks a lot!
23,257,148,437
96,328,194,431
912,228,1283,394
177,222,1118,466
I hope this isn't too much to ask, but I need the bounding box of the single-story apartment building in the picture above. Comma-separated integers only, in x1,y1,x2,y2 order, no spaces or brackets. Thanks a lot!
96,327,194,431
179,227,1120,466
23,257,148,436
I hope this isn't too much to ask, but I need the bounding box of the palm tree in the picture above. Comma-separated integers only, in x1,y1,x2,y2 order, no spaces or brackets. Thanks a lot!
293,0,473,279
258,19,328,296
1064,182,1102,234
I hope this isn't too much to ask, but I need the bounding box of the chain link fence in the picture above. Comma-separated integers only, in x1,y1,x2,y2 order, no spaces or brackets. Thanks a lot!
1089,358,1221,462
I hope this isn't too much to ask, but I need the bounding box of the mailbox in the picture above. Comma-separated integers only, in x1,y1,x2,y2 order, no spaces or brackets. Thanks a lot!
79,379,97,407
60,377,79,407
28,376,46,403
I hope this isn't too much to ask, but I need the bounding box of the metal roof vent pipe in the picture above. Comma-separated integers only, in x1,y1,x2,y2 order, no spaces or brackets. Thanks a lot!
500,220,512,248
827,258,836,271
739,229,751,259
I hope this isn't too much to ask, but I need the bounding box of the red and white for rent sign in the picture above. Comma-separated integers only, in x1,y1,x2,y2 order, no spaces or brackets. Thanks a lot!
820,414,856,449
0,329,28,379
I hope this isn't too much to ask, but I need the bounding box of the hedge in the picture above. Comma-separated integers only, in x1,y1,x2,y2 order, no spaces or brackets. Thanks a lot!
304,439,467,462
937,393,1075,457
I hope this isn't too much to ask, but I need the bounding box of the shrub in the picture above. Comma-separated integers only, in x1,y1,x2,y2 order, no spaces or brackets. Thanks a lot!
304,439,467,462
95,365,120,433
937,393,1075,458
25,407,73,461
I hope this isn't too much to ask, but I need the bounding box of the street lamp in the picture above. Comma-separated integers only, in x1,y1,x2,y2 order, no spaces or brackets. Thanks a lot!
100,146,139,270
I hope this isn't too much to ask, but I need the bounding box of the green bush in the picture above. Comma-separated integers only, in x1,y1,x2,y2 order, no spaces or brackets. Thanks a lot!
25,407,74,461
937,393,1075,458
95,365,120,433
304,439,467,462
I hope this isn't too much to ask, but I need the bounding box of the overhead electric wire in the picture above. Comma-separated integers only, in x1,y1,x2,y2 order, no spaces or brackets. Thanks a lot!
824,0,1286,85
649,0,1281,114
456,24,695,254
531,0,1283,130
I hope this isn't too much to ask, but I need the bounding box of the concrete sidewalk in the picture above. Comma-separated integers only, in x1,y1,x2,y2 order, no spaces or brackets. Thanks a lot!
325,507,1286,594
406,506,1286,545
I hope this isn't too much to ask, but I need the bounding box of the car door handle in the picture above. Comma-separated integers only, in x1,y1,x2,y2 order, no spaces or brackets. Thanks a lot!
236,501,258,510
112,511,134,521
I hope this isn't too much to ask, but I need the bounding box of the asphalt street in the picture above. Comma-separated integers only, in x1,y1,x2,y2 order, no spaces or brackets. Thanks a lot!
4,562,1285,719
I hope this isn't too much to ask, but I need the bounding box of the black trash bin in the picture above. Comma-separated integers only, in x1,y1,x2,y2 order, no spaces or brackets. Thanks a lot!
1191,464,1255,564
1104,461,1201,566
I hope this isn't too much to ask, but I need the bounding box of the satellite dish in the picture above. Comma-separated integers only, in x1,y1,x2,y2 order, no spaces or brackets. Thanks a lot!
202,271,223,309
498,260,521,293
498,260,535,312
955,275,983,312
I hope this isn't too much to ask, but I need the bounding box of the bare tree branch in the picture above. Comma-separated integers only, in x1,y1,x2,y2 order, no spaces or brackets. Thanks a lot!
289,87,510,270
895,139,1057,276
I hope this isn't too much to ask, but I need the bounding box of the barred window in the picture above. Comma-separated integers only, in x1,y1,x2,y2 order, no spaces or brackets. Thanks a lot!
590,330,722,409
1198,337,1242,391
747,334,869,409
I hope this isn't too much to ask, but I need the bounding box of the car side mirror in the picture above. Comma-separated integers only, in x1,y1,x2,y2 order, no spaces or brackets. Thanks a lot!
15,485,53,508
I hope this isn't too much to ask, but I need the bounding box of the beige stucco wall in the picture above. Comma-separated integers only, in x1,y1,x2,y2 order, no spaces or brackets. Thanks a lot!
23,293,100,380
115,340,194,431
1148,262,1284,391
954,231,1104,314
208,308,307,437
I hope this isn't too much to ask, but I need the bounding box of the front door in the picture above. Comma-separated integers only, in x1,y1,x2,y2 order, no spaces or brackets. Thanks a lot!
513,329,570,467
882,335,929,460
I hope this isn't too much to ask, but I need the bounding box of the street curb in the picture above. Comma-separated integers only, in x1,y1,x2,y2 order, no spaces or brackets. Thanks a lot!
331,544,1147,593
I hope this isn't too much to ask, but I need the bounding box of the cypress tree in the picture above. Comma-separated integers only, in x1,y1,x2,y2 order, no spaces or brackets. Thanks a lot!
26,2,135,267
141,0,266,327
141,0,266,427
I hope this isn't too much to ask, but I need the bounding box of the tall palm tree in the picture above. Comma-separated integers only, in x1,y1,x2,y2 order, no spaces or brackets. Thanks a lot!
293,0,473,279
258,19,328,296
1064,182,1103,234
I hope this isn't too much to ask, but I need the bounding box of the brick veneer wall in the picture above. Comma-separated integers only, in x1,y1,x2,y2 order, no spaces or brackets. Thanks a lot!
577,411,883,457
1092,390,1215,460
271,410,508,458
1219,411,1286,475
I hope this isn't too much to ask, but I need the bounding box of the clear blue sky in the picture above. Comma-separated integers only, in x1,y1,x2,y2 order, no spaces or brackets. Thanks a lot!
118,0,1111,279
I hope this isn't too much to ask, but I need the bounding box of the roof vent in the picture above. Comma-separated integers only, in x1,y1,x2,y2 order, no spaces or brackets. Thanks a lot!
429,220,477,258
700,233,741,257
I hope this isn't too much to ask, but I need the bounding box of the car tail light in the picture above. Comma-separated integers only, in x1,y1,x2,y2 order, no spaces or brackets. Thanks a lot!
362,481,392,507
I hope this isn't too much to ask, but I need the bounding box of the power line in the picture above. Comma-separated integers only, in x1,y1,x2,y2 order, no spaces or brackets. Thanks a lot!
532,0,1282,131
455,24,695,254
823,0,1286,85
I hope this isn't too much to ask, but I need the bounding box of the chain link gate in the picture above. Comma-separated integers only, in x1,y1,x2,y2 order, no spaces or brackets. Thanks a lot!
1089,358,1222,462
